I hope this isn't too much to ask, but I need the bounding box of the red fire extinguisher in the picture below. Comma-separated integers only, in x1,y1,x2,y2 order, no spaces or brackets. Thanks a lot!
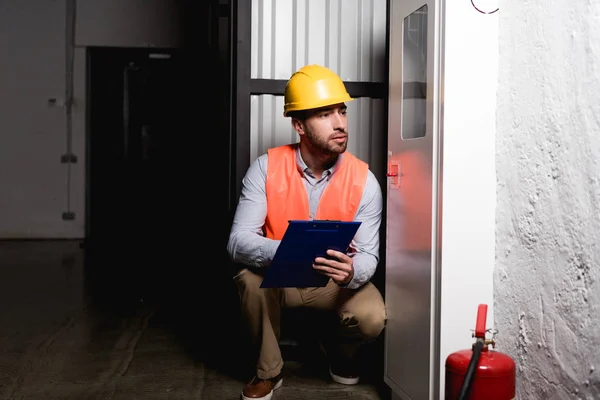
445,304,516,400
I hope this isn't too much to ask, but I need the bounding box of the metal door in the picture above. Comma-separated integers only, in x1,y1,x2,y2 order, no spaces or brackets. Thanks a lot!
385,0,442,399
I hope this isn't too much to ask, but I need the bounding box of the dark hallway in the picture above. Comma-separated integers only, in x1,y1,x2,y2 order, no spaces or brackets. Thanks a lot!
0,240,389,399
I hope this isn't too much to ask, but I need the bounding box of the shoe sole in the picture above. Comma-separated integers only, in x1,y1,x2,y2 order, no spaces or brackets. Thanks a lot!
240,378,283,400
319,341,361,386
329,369,360,385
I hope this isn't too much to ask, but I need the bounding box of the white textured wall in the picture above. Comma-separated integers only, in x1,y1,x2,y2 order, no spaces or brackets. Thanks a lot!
0,1,184,238
496,1,600,399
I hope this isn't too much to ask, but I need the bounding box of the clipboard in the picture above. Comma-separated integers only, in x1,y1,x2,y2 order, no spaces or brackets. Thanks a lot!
260,220,362,288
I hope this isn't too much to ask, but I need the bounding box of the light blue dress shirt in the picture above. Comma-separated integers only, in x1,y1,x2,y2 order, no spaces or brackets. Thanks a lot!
227,145,382,289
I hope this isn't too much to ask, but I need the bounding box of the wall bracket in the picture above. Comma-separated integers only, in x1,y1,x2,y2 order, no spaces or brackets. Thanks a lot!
62,211,76,221
60,153,78,163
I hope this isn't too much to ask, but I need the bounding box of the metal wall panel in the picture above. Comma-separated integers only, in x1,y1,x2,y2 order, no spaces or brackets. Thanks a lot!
249,95,297,162
250,95,386,178
251,0,388,82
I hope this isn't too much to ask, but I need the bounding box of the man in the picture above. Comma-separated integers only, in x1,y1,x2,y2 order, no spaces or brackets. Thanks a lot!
227,64,386,400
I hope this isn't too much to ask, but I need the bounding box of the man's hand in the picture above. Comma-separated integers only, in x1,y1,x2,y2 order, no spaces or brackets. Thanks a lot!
313,249,354,285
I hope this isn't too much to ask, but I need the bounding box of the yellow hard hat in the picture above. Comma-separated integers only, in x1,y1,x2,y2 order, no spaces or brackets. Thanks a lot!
283,64,353,117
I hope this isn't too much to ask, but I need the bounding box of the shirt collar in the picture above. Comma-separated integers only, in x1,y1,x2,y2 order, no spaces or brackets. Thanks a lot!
294,143,343,178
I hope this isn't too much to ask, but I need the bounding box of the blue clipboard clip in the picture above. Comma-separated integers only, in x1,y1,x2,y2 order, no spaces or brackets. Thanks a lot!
260,220,362,288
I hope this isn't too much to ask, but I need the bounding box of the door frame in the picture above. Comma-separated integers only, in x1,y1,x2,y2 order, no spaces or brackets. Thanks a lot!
384,0,445,398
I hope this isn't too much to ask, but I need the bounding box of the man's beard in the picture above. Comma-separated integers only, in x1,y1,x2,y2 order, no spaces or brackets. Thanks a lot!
305,128,348,155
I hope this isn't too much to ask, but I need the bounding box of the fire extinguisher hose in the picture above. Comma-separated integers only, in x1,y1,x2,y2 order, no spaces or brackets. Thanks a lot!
456,338,485,400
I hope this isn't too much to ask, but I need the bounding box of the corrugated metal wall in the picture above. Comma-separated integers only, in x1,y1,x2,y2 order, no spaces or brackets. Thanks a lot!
251,0,387,81
249,0,388,177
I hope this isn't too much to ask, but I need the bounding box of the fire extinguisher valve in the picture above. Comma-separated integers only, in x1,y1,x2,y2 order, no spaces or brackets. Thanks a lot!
472,338,495,351
470,328,499,350
487,328,499,348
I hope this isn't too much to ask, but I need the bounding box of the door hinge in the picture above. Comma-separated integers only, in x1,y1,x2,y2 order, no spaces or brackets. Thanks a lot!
61,153,78,163
62,211,76,221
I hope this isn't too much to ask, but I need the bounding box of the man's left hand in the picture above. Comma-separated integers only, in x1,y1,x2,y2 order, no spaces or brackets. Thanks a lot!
313,249,354,285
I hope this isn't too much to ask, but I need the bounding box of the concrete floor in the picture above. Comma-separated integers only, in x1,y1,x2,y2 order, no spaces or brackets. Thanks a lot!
0,240,391,400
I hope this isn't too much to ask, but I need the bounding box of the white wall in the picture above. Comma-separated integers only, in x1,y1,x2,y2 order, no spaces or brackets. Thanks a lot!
438,0,498,394
0,1,184,238
0,1,73,238
496,1,600,399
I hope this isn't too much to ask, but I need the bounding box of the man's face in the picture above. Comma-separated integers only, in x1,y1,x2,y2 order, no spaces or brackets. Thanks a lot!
295,103,348,155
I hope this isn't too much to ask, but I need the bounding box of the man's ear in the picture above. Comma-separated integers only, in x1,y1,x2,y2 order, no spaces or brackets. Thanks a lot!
291,118,305,136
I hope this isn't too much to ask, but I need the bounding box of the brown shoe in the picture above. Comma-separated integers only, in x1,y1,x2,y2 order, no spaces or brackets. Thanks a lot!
241,373,283,400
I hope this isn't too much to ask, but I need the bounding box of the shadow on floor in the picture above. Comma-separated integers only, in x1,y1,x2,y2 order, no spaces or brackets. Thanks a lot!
83,237,253,377
0,240,390,399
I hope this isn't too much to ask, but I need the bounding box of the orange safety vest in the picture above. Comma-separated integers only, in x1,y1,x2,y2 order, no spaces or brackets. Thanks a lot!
264,144,369,240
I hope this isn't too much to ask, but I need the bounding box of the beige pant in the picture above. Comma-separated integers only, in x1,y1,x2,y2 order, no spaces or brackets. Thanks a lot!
234,268,387,379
